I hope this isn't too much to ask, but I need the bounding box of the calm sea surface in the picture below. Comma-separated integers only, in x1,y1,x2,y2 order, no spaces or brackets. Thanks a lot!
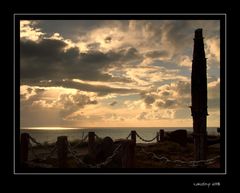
20,127,219,144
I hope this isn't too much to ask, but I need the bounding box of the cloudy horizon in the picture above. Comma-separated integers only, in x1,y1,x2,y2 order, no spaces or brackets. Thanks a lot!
20,20,220,128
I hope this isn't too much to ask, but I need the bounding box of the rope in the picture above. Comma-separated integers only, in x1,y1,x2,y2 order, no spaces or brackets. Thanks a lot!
136,132,158,142
94,133,102,140
95,143,122,168
29,135,42,146
67,142,122,168
29,143,41,160
68,143,89,167
71,135,88,149
126,133,131,139
45,145,57,159
141,148,220,167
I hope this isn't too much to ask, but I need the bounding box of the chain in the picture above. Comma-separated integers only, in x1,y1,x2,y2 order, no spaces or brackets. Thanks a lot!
136,132,158,142
141,148,220,167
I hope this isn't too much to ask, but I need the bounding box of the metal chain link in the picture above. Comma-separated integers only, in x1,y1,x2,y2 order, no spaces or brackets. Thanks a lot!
141,148,220,167
136,132,158,142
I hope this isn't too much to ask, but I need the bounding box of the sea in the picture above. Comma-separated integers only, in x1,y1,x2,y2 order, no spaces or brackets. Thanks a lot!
20,127,219,144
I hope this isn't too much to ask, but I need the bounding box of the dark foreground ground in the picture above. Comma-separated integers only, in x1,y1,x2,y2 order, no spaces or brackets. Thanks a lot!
25,137,220,169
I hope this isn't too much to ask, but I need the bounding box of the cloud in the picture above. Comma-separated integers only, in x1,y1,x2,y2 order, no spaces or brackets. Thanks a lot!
136,112,148,120
155,99,178,109
57,92,98,117
22,79,142,96
109,101,117,106
136,109,176,120
20,38,143,83
20,20,220,127
145,50,169,59
143,95,155,105
205,36,220,63
20,20,45,41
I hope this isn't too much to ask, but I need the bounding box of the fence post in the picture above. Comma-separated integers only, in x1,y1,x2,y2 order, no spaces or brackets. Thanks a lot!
88,132,95,154
21,133,30,164
160,129,164,142
57,136,68,168
131,130,136,145
121,140,135,168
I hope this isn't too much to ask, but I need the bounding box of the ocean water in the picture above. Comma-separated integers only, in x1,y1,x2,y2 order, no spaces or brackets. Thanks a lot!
20,127,219,144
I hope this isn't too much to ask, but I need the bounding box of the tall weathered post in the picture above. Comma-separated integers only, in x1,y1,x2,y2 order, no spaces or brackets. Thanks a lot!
191,29,208,161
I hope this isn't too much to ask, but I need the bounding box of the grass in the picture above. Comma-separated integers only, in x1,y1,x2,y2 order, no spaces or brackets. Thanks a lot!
28,138,220,168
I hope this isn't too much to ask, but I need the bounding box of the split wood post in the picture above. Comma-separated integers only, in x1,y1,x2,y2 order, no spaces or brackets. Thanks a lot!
88,132,95,154
21,133,30,164
160,129,164,142
56,136,68,168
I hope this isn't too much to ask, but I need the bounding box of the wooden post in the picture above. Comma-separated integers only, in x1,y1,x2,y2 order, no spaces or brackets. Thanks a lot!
160,129,164,142
121,140,135,168
191,29,208,163
21,133,30,164
88,132,95,154
156,132,159,142
56,136,68,168
131,130,136,145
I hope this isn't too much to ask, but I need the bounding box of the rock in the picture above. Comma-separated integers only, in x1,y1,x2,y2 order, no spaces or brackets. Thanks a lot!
93,136,114,163
167,130,187,146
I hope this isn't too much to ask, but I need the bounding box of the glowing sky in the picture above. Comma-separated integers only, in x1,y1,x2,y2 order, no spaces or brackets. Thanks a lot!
20,20,220,127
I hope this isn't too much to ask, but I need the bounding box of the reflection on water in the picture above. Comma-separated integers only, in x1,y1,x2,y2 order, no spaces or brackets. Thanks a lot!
20,127,219,144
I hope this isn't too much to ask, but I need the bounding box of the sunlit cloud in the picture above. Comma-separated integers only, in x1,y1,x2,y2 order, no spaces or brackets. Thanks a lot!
20,20,220,127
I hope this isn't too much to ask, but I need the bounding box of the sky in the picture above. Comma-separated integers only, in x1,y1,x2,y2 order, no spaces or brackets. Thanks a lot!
20,20,220,128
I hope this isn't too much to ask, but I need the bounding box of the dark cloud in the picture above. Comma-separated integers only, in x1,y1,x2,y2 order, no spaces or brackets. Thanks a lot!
104,36,112,43
21,38,142,83
35,88,45,94
162,91,171,97
156,99,178,109
87,42,101,50
23,79,141,96
109,101,117,106
144,95,155,105
164,99,178,108
145,50,169,59
27,87,33,94
36,20,107,41
176,81,190,95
